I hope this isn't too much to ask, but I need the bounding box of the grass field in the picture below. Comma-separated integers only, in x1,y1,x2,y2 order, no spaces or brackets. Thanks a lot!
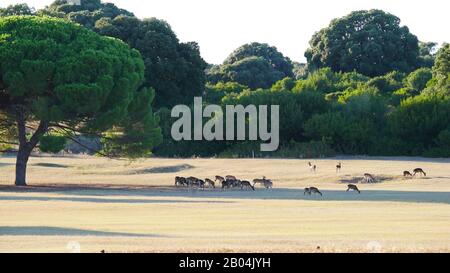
0,155,449,253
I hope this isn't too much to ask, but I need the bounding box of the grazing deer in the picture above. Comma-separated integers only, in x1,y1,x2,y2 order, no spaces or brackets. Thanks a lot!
175,176,187,187
222,179,235,190
304,188,310,195
403,171,413,177
363,173,376,183
226,175,237,181
263,179,273,189
205,178,215,188
233,179,242,188
347,184,360,194
215,176,225,183
305,187,322,196
336,162,342,173
413,168,426,177
197,179,206,189
308,162,317,172
240,180,255,191
253,176,268,187
186,176,200,187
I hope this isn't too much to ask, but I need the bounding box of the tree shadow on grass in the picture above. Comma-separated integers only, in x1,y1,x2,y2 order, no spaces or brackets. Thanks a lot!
0,195,233,204
0,184,449,205
32,163,70,168
0,226,163,237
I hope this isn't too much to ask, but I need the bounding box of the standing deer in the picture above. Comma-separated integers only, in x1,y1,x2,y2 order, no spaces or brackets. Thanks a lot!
308,162,317,172
304,187,322,196
363,173,376,183
413,168,426,177
403,171,413,177
336,162,342,173
253,176,267,187
346,184,360,194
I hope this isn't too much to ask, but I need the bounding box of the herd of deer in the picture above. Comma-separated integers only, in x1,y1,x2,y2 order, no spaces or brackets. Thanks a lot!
303,162,428,196
175,175,273,191
174,162,428,196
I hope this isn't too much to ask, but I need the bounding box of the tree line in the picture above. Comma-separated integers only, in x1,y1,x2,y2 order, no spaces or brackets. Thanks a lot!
0,0,449,186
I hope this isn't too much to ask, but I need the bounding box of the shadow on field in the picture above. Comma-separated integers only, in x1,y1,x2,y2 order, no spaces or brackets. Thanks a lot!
1,184,449,205
0,195,233,204
32,163,70,168
0,226,162,237
81,164,195,175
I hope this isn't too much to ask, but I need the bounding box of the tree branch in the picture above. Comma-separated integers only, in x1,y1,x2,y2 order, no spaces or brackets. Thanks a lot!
49,122,114,141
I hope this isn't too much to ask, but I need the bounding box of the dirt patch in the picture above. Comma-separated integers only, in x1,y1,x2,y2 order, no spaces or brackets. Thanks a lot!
339,174,397,184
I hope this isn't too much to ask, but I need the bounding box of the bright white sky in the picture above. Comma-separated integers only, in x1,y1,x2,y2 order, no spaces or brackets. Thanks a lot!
1,0,449,64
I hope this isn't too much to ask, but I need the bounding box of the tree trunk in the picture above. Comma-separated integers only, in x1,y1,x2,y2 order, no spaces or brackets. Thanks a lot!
14,111,49,186
15,146,31,186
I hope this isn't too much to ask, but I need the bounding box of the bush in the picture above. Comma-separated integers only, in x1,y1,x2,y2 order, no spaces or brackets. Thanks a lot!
218,140,334,158
39,135,67,153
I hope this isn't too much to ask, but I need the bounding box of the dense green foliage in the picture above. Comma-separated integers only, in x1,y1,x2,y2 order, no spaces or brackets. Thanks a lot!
0,3,34,16
42,0,207,108
0,16,162,184
207,43,293,89
0,2,448,162
305,10,420,77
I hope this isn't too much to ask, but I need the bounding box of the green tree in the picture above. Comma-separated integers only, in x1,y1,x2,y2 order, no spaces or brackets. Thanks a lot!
208,43,293,89
0,16,162,186
305,90,387,154
433,43,449,91
0,3,34,16
405,68,432,92
210,56,286,89
42,0,207,108
40,0,133,28
388,94,450,155
305,9,420,77
365,71,405,95
224,42,293,77
204,82,248,104
418,41,438,68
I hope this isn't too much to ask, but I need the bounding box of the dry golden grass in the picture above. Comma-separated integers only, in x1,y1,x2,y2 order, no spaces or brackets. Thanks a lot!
0,155,449,253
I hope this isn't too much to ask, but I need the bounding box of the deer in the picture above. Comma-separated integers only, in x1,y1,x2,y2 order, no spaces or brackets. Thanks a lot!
263,179,273,189
240,180,255,191
221,179,235,190
215,176,225,183
253,176,273,188
175,176,187,187
346,184,360,194
403,171,413,177
197,179,206,189
186,176,200,187
205,178,215,188
336,162,342,173
304,187,322,196
233,179,242,188
413,168,426,177
225,175,237,181
308,162,317,172
253,176,267,187
363,173,376,183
